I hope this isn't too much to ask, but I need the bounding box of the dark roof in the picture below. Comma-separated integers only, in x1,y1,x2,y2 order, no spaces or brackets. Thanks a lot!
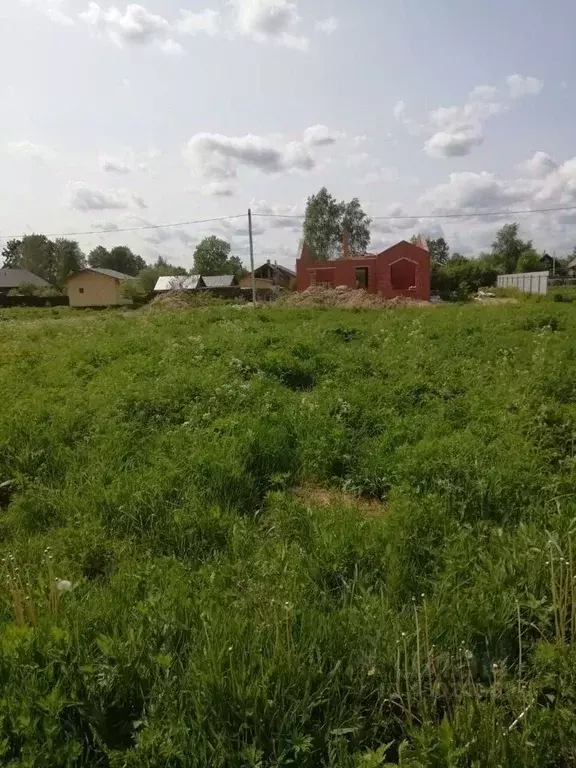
70,267,137,280
254,262,296,279
0,269,50,288
202,274,238,288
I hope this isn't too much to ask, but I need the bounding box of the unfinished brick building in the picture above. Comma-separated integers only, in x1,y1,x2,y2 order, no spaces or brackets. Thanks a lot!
296,235,431,301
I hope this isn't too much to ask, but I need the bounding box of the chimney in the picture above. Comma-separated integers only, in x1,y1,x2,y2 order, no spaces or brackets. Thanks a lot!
343,229,350,259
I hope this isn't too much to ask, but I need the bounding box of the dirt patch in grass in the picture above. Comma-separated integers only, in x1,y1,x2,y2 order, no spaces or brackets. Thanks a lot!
294,484,387,518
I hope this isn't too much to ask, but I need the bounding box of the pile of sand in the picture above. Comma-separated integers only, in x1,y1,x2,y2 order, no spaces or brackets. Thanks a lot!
278,286,427,308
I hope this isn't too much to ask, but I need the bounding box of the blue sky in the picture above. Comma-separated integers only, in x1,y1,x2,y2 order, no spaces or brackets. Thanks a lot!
1,0,575,268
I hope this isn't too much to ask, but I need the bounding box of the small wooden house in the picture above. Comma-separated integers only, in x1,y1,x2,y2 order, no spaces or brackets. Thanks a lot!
67,268,136,307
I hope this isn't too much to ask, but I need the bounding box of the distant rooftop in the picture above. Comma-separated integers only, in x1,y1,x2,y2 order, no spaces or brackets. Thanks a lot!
0,268,50,289
72,267,137,281
154,275,204,292
202,275,238,288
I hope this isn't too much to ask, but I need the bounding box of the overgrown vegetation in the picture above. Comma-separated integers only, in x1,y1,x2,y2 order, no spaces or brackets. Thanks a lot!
1,300,576,766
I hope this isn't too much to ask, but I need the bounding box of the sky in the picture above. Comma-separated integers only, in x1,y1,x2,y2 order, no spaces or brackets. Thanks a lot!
1,0,575,270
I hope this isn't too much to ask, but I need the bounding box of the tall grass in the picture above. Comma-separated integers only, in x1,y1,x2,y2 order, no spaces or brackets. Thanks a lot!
0,301,575,765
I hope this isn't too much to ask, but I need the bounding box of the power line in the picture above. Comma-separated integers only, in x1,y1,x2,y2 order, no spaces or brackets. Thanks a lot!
3,202,576,242
0,213,246,240
251,203,576,221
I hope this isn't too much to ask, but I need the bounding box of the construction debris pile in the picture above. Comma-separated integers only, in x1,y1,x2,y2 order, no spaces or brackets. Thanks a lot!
278,286,429,308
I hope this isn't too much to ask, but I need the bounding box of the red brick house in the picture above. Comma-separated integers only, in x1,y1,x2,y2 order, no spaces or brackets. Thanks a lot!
296,236,431,301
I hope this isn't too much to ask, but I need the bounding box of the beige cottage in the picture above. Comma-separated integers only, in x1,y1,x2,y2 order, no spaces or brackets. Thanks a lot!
67,268,136,307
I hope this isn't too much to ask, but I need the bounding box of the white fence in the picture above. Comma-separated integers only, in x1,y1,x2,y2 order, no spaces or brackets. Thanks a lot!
497,271,549,295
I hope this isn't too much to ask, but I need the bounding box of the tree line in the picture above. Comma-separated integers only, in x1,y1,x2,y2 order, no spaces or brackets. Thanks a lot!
0,234,246,295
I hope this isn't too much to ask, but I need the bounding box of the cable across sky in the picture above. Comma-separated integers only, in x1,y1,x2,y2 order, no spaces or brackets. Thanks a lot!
2,203,576,241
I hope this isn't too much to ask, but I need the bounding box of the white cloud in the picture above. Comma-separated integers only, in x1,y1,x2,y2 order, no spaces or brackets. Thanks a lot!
99,155,132,174
175,8,220,35
79,2,181,53
507,74,543,99
67,182,143,211
423,76,543,158
535,158,576,203
315,16,339,35
230,0,309,50
21,0,74,26
144,226,196,247
202,181,236,197
421,171,533,214
132,194,147,209
251,200,302,230
183,132,315,180
302,124,345,146
91,221,121,231
393,100,406,120
221,218,266,237
392,100,424,135
34,0,313,53
424,126,483,158
518,151,558,179
160,38,184,55
5,140,56,161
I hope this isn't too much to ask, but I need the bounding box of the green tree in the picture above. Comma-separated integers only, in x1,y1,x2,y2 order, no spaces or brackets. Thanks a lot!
515,249,545,273
52,238,86,287
227,255,247,277
88,245,146,276
426,237,450,265
19,234,57,283
193,236,239,275
303,187,372,260
431,254,498,299
87,246,109,268
491,223,533,273
341,197,372,257
1,239,23,268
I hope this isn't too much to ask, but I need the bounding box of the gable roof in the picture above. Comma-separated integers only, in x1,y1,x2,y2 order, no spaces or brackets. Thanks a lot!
202,274,238,288
567,257,576,270
0,269,50,289
253,262,296,279
69,267,137,281
154,275,204,291
378,240,431,258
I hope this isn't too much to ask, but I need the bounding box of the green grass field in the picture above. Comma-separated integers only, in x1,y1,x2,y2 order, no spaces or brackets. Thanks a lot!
1,300,576,766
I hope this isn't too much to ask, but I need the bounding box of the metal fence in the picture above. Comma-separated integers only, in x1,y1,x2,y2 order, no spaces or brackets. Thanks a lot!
497,271,549,295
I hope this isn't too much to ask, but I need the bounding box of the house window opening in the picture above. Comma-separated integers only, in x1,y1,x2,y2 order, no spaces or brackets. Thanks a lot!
79,288,84,294
355,267,369,289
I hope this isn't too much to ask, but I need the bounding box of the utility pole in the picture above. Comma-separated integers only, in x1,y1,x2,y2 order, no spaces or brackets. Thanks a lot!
553,250,556,277
248,208,256,306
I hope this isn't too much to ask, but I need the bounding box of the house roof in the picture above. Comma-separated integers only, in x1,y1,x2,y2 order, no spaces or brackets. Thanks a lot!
0,269,50,289
154,275,204,291
69,267,137,281
202,274,238,288
254,262,296,278
567,257,576,270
